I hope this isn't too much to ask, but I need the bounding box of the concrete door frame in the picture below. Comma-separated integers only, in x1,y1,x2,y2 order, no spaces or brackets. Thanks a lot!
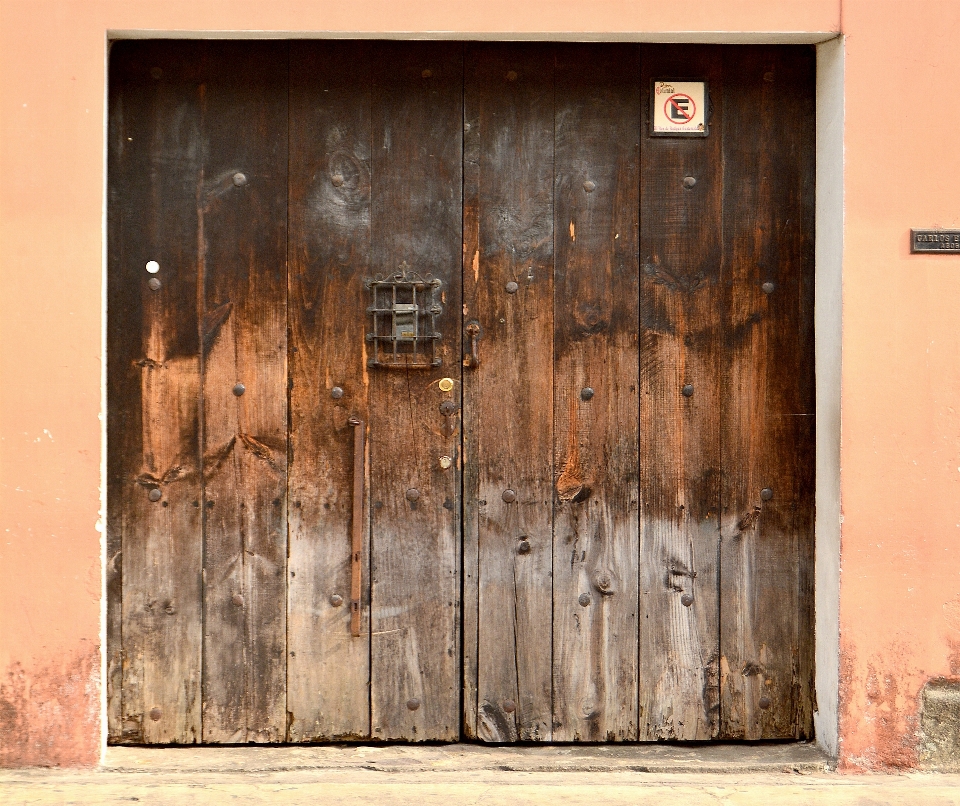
100,30,844,759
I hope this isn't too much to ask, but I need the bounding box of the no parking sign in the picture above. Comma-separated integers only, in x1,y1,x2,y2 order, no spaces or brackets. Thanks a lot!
652,80,709,137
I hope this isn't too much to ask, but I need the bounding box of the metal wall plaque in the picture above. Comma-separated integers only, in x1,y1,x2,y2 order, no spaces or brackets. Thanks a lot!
651,79,709,137
912,229,960,253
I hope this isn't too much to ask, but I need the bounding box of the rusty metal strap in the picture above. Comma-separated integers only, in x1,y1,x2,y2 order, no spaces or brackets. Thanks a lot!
347,416,365,638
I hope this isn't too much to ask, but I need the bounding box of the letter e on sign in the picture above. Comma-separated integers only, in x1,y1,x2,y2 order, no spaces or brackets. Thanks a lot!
652,80,708,137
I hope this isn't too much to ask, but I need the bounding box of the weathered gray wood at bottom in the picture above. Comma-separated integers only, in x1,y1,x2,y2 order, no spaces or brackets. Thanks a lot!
638,45,724,741
551,43,641,743
368,42,463,742
464,42,556,744
286,40,373,741
199,42,289,744
112,41,204,745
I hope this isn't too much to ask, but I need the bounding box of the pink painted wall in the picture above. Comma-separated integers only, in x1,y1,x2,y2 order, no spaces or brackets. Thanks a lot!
837,0,960,771
2,0,958,770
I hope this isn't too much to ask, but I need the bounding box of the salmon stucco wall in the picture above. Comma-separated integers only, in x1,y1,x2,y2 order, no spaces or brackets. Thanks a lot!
837,0,960,771
2,0,959,771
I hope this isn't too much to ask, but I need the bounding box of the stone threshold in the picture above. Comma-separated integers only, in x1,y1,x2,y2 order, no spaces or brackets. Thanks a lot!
104,741,832,775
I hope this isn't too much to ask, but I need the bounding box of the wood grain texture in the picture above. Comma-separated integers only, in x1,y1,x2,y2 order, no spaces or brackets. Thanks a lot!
551,44,641,742
638,46,724,741
111,41,204,744
199,42,289,743
718,46,816,740
287,41,373,741
368,42,463,741
463,43,555,743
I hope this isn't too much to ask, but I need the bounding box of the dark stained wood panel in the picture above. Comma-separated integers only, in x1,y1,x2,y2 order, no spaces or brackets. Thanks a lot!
638,46,724,740
110,41,204,744
463,43,555,742
551,44,641,742
287,41,373,741
718,46,816,740
368,42,463,741
199,42,289,743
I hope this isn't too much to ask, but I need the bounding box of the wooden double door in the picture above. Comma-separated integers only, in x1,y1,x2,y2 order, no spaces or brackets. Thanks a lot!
107,41,815,745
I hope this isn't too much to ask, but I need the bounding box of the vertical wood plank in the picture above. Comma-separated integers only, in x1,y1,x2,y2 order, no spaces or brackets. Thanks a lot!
369,42,463,741
200,42,289,743
111,41,203,744
637,46,724,740
552,44,641,742
287,41,373,741
463,43,555,742
106,61,129,741
718,46,816,740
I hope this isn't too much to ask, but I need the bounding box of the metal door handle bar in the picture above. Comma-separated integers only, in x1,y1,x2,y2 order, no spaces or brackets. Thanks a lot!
347,416,365,637
465,321,481,368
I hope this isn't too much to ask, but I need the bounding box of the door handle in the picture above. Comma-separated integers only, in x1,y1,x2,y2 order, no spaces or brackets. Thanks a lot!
347,416,365,637
464,321,481,368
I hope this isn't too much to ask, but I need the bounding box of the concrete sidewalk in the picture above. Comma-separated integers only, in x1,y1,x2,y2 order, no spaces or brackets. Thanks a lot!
2,745,959,805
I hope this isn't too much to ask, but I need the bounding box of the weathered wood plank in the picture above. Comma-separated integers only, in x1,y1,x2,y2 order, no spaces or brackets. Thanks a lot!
200,42,289,743
106,57,131,742
718,46,816,740
368,42,463,741
287,40,373,741
552,44,641,742
637,46,724,741
463,43,555,742
112,41,204,744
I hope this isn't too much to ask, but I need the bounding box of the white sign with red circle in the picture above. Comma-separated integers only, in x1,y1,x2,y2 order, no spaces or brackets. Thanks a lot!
652,80,707,136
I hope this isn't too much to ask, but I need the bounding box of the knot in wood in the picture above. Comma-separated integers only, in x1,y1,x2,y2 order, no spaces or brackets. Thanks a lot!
593,570,616,595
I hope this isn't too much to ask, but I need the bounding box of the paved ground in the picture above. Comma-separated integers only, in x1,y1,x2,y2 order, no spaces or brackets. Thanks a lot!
2,745,959,805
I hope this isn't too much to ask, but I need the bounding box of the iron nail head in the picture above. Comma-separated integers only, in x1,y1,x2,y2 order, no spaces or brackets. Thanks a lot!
579,593,592,607
503,699,517,713
405,488,420,502
583,180,596,193
682,384,694,397
580,387,595,401
502,489,517,503
505,281,519,294
330,594,344,607
762,282,775,294
406,697,421,711
331,386,344,399
683,176,697,189
232,593,244,608
148,488,162,502
233,382,245,397
232,172,247,187
148,277,161,291
759,696,772,709
760,487,774,501
517,539,531,555
149,706,163,721
681,593,694,607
